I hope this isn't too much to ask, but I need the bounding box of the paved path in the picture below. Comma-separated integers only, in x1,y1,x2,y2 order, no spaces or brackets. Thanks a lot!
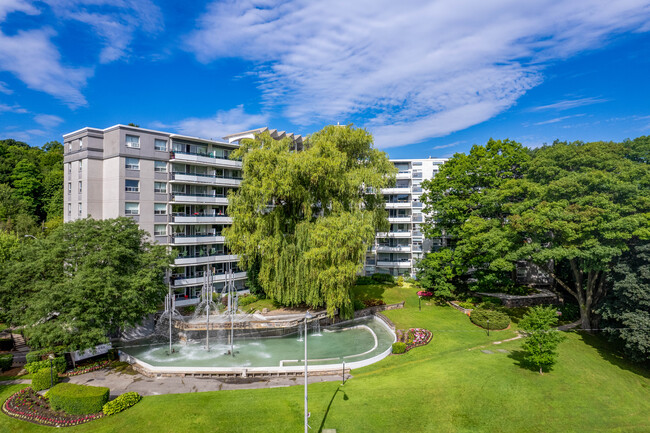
0,379,30,386
558,320,581,331
66,370,347,398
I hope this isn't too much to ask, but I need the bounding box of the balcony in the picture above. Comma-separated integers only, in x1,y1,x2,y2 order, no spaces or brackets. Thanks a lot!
412,230,424,238
170,193,229,205
376,231,411,238
396,171,411,180
170,214,232,224
385,202,411,209
169,151,242,169
174,254,239,266
376,260,412,268
376,245,411,253
171,271,247,287
170,172,241,187
381,187,411,195
388,216,411,223
170,234,225,245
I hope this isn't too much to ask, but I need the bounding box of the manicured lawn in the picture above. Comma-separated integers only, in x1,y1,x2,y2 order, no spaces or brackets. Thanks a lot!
2,284,649,432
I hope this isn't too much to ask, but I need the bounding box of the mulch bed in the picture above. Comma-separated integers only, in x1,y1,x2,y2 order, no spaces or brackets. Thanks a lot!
2,387,104,427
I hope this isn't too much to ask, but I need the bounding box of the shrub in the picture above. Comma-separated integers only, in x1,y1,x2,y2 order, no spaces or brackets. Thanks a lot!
371,273,394,283
455,301,474,309
362,298,386,307
469,308,510,330
0,353,13,371
48,383,109,415
479,296,502,307
238,294,258,306
0,337,13,351
31,368,60,391
396,276,404,286
353,299,365,311
103,392,142,416
24,356,66,374
392,342,407,354
26,350,46,364
356,276,374,285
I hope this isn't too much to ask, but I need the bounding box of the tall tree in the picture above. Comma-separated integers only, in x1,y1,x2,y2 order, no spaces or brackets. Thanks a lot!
418,139,530,294
0,218,173,350
225,125,396,317
519,306,565,374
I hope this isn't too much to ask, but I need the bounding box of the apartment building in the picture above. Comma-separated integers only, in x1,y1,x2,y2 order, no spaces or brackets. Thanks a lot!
365,158,447,278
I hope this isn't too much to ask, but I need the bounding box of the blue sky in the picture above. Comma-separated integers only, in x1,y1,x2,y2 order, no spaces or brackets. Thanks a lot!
0,0,649,159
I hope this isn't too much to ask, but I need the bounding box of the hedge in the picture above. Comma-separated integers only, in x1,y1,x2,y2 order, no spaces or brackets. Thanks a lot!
0,353,13,371
31,368,60,391
103,392,142,416
371,273,395,283
469,308,510,330
48,383,110,415
25,356,66,374
392,342,407,354
238,294,258,307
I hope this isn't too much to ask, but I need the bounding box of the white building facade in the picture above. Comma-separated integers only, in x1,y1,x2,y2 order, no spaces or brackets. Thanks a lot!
365,158,447,278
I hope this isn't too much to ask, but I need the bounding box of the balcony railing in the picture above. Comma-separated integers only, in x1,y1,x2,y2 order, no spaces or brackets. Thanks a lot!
170,150,241,161
171,172,242,181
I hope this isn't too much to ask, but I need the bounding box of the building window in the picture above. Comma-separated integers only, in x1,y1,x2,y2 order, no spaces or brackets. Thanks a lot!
68,142,72,152
67,203,71,216
154,182,166,193
125,202,139,215
78,203,82,216
154,139,167,151
154,224,166,236
79,160,83,171
125,179,139,192
126,135,140,148
154,161,167,172
68,182,71,194
125,158,139,170
154,203,167,215
79,139,83,150
67,163,71,174
78,181,82,193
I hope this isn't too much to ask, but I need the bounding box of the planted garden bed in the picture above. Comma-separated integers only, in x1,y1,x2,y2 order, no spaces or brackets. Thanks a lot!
392,328,433,354
1,387,104,427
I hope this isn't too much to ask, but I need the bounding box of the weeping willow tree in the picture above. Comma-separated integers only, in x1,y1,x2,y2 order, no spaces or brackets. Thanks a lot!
224,125,396,317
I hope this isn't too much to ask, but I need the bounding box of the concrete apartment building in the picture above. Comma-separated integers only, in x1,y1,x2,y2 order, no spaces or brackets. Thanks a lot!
63,124,443,302
365,158,447,278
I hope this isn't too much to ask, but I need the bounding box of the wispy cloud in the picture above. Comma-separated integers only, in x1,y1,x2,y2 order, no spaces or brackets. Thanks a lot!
186,0,650,148
432,141,464,150
0,103,27,113
531,97,608,111
34,113,64,128
0,0,38,21
533,114,585,126
0,81,12,94
154,105,269,140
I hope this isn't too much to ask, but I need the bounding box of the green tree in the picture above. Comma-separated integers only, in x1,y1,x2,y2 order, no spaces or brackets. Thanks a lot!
11,159,43,217
225,125,396,317
0,218,173,350
519,306,565,374
599,241,650,362
418,139,530,294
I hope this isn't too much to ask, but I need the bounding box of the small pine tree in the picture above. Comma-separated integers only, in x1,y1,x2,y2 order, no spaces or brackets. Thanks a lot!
519,306,565,374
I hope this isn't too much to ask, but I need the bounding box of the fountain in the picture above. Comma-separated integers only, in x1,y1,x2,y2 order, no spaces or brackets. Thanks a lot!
155,289,184,355
312,319,321,336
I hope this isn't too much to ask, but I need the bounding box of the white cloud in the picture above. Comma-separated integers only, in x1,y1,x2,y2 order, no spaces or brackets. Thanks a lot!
0,28,91,107
0,0,38,21
186,0,650,148
533,114,585,126
0,103,28,113
432,141,464,150
44,0,164,63
532,97,608,111
34,113,64,128
155,105,269,140
0,81,12,94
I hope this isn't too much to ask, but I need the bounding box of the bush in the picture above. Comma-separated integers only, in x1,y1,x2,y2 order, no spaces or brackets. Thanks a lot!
362,298,386,307
103,391,142,416
26,349,46,364
455,301,475,309
396,276,404,286
31,368,60,391
0,354,13,371
557,303,580,322
371,273,394,283
479,296,502,307
392,342,407,354
24,356,66,374
469,308,510,330
238,294,258,306
48,383,109,415
0,337,13,351
356,276,374,285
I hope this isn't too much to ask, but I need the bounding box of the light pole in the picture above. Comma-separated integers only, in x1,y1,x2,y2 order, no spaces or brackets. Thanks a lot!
48,353,55,388
487,319,490,337
304,311,312,433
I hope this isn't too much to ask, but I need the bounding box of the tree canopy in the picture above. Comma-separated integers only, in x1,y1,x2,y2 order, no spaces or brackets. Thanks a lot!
0,218,173,351
224,125,396,317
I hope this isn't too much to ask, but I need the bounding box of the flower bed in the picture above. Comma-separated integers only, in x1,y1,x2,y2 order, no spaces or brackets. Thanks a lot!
417,291,433,298
393,328,433,354
1,387,104,427
63,360,110,377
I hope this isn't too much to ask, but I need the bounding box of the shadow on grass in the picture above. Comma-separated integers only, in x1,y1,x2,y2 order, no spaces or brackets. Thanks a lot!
507,349,557,374
575,331,650,379
351,284,386,301
317,386,348,433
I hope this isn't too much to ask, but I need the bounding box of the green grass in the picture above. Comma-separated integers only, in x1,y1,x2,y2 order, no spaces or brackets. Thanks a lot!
1,284,649,432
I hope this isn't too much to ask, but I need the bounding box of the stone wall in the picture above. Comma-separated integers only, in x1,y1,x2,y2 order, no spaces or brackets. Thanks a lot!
475,289,559,308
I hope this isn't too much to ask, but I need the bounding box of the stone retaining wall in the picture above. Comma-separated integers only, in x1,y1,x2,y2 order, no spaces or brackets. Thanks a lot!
475,289,559,308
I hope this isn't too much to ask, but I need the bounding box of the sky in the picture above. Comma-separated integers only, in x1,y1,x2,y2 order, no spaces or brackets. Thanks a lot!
0,0,649,159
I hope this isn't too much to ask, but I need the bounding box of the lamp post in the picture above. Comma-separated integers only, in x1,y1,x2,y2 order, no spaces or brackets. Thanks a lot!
304,311,313,433
48,353,55,388
487,319,490,337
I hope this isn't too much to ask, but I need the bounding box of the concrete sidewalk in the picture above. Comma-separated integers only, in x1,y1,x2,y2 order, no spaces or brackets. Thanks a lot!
66,370,347,398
